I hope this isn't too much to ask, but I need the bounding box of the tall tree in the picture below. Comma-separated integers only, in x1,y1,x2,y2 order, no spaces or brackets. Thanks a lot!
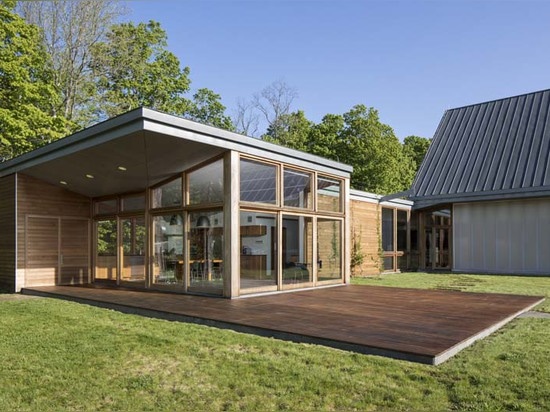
253,80,297,138
263,110,313,150
0,1,70,160
17,0,124,126
188,88,234,131
403,135,431,172
90,20,192,120
233,97,259,136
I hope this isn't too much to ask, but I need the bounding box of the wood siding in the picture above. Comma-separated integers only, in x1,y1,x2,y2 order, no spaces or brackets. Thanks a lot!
350,199,381,276
17,174,91,288
0,174,16,291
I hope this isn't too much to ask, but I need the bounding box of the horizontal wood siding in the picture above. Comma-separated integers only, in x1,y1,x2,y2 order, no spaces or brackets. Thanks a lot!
0,174,16,291
350,199,381,276
17,174,91,287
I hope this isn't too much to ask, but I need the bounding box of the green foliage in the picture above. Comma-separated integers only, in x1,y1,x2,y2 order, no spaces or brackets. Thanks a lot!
91,20,192,120
1,278,550,411
403,135,431,171
264,105,415,194
350,226,365,276
0,3,70,160
188,88,234,130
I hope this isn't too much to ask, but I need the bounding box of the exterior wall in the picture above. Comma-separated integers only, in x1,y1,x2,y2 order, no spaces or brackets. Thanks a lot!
454,198,550,275
0,174,16,291
17,174,91,290
350,198,381,275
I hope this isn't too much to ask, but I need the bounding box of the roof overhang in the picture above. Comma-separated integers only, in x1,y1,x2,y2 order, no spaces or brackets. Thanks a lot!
0,108,353,198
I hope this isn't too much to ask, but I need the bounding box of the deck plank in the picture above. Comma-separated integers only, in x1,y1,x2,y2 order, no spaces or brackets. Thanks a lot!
22,284,544,364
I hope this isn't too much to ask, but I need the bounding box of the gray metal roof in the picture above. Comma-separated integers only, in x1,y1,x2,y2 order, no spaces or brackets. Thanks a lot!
411,89,550,208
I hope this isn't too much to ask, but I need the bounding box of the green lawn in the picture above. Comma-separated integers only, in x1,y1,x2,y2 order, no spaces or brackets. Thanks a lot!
0,273,548,411
353,272,550,312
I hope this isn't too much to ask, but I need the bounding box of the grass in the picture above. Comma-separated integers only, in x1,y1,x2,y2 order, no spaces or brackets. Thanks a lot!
0,273,548,411
352,272,550,312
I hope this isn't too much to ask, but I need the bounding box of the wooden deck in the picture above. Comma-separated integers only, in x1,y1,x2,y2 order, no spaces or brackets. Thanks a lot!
22,284,544,365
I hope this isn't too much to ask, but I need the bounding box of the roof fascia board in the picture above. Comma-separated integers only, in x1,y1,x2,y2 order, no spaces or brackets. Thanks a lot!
349,189,414,207
141,108,353,175
143,117,351,178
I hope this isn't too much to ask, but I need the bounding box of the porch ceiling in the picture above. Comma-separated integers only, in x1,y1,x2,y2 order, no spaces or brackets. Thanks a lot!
21,131,225,198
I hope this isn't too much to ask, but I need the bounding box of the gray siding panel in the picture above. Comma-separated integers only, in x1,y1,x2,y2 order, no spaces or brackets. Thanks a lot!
412,89,550,204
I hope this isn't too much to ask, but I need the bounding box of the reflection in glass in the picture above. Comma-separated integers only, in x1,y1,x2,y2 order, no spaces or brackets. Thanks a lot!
121,216,146,283
95,219,117,281
152,177,182,208
240,159,277,204
188,159,224,205
397,210,407,251
282,215,313,287
152,214,184,286
317,218,342,281
317,176,341,212
284,168,312,209
189,210,224,294
95,199,117,215
240,211,277,291
122,194,145,211
382,208,394,251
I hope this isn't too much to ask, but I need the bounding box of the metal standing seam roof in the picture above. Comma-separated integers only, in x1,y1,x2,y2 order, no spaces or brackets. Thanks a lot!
411,88,550,208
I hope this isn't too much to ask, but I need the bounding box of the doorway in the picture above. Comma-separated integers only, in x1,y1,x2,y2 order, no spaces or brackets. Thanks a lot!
25,216,90,287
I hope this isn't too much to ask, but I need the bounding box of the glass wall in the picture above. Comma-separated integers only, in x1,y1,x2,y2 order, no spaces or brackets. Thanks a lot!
152,213,184,286
240,211,277,291
317,218,342,281
240,159,277,204
282,215,313,287
95,219,117,281
188,159,224,205
382,207,410,272
188,210,224,294
284,168,312,209
152,177,182,209
120,216,146,284
317,176,341,213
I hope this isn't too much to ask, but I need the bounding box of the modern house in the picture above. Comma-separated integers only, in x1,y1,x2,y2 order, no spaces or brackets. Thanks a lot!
409,88,550,275
3,89,548,296
0,108,360,297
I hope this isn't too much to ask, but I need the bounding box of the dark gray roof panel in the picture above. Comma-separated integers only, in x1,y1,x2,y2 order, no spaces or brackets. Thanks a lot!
412,89,550,202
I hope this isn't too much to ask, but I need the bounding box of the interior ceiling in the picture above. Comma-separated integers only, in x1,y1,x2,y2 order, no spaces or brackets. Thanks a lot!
22,131,226,198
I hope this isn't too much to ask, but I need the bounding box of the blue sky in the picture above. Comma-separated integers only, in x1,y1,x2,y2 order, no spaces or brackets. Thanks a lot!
125,1,550,139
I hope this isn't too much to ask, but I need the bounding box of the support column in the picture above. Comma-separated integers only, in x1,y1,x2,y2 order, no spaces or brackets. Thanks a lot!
224,151,240,298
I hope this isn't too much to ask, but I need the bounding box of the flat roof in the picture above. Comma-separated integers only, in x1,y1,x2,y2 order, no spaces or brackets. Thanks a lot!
0,108,352,198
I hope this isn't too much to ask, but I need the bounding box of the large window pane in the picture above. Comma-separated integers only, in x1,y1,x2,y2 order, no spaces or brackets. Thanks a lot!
317,219,342,281
95,199,117,215
284,168,312,209
95,219,117,281
189,210,224,294
188,159,224,205
397,210,408,251
240,211,277,291
121,216,146,283
382,208,394,252
317,176,342,213
152,214,184,286
282,215,313,287
152,177,182,208
122,194,145,212
240,159,277,204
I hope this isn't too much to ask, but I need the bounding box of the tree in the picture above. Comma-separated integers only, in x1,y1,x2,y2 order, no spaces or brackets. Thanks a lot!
90,20,193,120
233,97,259,136
403,135,431,172
0,1,70,160
17,0,124,126
263,110,313,151
339,105,415,194
188,88,234,131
